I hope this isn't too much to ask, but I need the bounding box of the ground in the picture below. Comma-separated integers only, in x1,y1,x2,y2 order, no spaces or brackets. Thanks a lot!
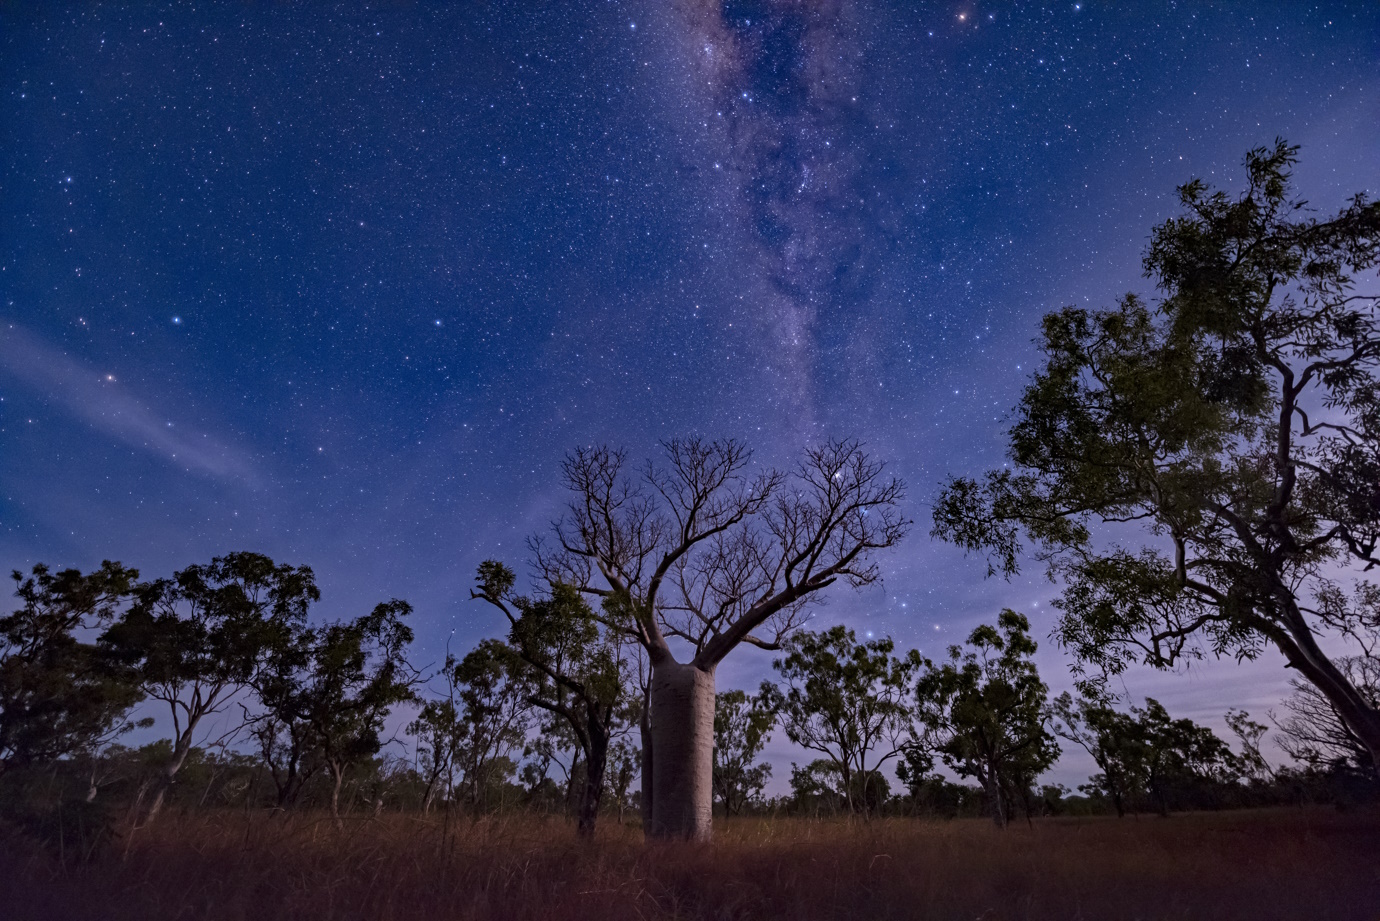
4,807,1377,920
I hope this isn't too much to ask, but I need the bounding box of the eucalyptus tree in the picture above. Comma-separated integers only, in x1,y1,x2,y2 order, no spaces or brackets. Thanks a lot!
472,569,634,837
712,688,776,816
1,562,144,777
102,552,317,819
409,643,532,814
933,142,1380,772
761,626,920,814
914,611,1059,828
252,599,418,818
1051,691,1148,817
448,640,532,811
1274,655,1379,780
1133,698,1240,814
528,437,907,840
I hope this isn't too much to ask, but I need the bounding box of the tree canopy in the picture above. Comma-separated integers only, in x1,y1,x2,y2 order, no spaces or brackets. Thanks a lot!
933,141,1380,770
914,611,1059,827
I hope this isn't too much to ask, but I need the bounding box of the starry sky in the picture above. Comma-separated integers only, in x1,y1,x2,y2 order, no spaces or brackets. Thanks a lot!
3,2,1378,784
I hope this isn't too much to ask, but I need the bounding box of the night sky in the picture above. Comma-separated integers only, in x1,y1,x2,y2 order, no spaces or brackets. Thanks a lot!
3,2,1378,783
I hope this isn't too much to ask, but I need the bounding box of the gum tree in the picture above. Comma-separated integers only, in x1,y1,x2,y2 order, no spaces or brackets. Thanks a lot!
1,563,143,776
761,626,920,814
914,611,1059,828
934,143,1380,772
712,688,776,816
471,572,634,837
527,437,907,839
252,599,417,818
102,552,317,819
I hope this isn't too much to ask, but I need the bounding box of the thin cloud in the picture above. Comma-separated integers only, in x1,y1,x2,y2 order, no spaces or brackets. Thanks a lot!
0,322,259,485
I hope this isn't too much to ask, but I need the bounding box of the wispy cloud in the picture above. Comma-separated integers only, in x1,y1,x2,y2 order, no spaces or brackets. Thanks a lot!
0,322,259,485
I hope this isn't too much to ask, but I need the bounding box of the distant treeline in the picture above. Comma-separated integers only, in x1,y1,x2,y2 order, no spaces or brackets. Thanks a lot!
2,551,1375,858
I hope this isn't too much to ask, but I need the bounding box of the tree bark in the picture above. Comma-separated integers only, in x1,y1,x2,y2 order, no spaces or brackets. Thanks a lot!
647,660,715,841
577,724,609,838
143,731,197,821
640,705,654,834
330,762,345,824
1271,607,1380,774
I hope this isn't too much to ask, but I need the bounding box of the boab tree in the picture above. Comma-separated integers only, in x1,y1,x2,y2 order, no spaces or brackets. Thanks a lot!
521,437,907,840
933,142,1380,772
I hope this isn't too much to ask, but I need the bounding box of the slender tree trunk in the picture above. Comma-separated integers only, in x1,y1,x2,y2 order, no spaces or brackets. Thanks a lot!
647,660,715,841
640,700,655,833
144,731,197,821
577,724,609,839
983,766,1007,828
330,762,345,824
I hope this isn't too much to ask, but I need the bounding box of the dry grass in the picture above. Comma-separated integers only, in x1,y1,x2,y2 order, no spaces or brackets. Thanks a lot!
3,807,1377,920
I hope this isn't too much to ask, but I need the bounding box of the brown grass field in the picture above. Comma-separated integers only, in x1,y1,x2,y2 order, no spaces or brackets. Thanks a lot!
3,807,1378,920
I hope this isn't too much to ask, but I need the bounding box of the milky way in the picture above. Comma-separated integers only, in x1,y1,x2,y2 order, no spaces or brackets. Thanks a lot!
664,0,882,426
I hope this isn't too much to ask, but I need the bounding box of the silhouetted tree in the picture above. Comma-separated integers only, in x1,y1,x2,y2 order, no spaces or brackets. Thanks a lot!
1051,691,1148,817
252,600,417,818
915,611,1059,827
1,563,144,776
448,641,532,811
1274,655,1380,782
933,142,1380,772
531,437,907,839
102,552,317,819
472,570,633,837
762,626,919,814
409,643,531,815
1134,698,1240,814
712,688,775,816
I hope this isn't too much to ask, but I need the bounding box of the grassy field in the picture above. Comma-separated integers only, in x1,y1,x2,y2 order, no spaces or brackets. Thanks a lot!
3,807,1377,920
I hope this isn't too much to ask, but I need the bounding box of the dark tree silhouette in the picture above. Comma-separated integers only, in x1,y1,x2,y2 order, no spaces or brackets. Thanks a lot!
933,142,1380,772
712,688,775,816
914,611,1059,828
472,570,635,837
102,552,317,820
761,626,919,815
1,563,144,776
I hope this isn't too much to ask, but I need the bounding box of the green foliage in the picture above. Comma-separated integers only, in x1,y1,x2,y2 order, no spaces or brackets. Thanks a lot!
763,625,920,814
931,141,1380,769
0,562,144,773
251,599,418,812
471,562,636,835
914,611,1059,827
101,552,319,807
1054,691,1246,816
712,688,775,816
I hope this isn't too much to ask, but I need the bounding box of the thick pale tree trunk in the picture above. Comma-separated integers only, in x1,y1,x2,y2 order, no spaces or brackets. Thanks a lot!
647,660,715,841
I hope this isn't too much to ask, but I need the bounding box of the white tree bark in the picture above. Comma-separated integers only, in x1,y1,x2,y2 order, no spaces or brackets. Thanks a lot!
648,661,715,841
